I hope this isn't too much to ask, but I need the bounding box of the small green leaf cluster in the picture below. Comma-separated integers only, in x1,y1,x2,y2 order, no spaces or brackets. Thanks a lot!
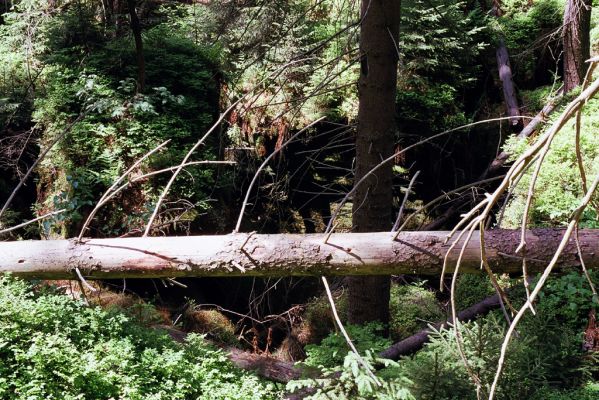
537,270,599,325
0,275,281,400
302,322,391,369
287,350,415,400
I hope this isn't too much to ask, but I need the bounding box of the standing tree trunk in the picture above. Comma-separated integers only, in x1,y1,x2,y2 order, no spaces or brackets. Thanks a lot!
347,0,401,332
563,0,592,93
126,0,145,93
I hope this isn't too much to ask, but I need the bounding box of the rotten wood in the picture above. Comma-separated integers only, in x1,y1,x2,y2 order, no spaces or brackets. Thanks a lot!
1,229,598,279
227,347,309,383
583,309,599,352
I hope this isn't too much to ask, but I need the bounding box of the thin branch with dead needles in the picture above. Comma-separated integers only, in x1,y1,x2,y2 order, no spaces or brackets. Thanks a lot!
439,73,599,400
488,172,599,400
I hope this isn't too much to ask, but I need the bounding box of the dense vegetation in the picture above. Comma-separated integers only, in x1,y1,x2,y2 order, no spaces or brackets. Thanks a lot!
287,272,599,399
1,0,598,399
0,276,281,399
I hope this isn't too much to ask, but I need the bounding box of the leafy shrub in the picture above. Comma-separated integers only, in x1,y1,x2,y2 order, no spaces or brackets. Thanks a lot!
0,275,280,400
288,351,415,400
399,313,581,399
397,0,490,133
302,322,391,369
293,271,598,399
454,274,495,310
537,270,599,325
0,1,223,237
531,381,599,400
41,60,217,236
498,0,564,86
400,271,598,399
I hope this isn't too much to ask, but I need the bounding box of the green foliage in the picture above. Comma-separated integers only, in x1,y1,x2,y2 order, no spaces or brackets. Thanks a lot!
501,95,599,228
498,0,564,85
531,381,599,400
302,290,348,344
0,0,50,121
401,0,489,85
537,270,599,326
400,271,598,399
2,1,223,237
455,274,495,310
399,316,503,400
399,312,584,399
389,282,444,340
294,272,598,399
397,0,490,133
302,322,391,369
520,85,559,111
0,275,280,400
288,351,415,400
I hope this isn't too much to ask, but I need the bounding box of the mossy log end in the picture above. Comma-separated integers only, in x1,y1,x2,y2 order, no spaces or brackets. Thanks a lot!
1,229,597,279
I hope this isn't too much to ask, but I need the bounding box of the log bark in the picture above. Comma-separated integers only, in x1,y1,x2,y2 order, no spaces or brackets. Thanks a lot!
1,229,597,279
227,347,308,383
380,292,503,360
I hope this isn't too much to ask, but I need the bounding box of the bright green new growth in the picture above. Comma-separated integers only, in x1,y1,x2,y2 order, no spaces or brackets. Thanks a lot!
501,93,599,228
0,276,280,400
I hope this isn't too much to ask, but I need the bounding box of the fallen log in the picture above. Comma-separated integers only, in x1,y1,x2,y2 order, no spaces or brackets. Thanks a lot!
227,347,308,383
0,229,597,279
496,38,522,131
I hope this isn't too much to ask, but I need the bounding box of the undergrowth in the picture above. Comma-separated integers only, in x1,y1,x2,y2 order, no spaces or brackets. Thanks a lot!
0,275,280,400
289,271,599,400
